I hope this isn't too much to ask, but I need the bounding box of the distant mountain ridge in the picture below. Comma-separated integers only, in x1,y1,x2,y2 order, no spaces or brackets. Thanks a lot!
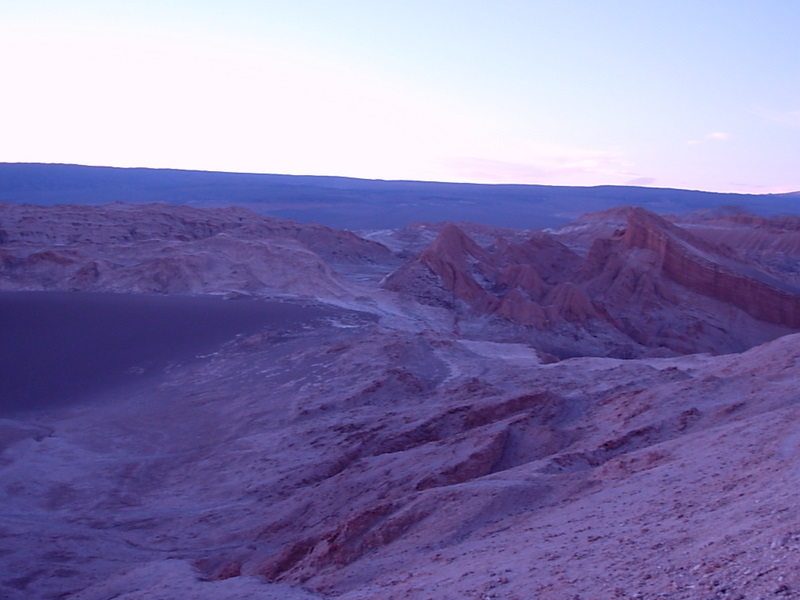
1,163,797,230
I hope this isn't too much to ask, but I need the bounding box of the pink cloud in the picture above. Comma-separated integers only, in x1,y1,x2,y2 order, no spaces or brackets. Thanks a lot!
439,144,640,186
708,131,732,140
688,131,733,145
626,176,657,186
770,109,800,128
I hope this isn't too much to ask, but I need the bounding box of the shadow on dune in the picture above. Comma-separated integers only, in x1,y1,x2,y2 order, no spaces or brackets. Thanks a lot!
0,292,349,414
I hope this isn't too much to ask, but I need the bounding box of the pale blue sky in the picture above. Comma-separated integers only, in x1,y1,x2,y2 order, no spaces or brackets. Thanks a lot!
1,1,798,192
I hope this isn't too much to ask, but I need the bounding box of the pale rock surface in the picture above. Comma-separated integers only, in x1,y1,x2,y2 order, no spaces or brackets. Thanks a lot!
0,202,398,298
69,559,320,600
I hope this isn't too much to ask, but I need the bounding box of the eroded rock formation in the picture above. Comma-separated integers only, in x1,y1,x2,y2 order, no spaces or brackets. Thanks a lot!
0,202,399,298
385,206,800,355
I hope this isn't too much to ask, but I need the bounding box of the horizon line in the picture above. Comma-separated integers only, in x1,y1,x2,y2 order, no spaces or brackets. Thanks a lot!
3,161,798,197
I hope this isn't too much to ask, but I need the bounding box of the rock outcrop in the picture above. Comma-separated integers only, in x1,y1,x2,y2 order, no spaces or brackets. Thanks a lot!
622,207,800,327
0,203,398,299
386,206,800,355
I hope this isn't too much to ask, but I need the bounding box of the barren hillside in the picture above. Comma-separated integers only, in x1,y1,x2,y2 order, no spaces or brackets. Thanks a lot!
2,202,800,599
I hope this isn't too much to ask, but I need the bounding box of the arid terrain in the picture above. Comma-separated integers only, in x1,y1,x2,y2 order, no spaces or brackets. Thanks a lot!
3,200,800,599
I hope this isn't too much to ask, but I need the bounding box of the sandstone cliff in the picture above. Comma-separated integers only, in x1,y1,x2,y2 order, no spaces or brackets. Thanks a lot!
621,207,800,327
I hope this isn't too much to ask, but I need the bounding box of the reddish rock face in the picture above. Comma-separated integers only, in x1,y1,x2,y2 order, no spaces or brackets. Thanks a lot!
385,206,800,356
621,207,800,328
416,224,499,313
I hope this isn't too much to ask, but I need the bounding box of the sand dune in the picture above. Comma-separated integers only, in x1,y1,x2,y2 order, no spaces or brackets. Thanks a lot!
0,292,366,414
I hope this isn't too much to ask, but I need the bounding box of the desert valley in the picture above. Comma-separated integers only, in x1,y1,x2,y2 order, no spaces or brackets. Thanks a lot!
2,168,800,599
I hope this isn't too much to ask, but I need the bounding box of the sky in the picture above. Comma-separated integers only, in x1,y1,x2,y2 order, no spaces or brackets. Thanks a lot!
1,1,799,193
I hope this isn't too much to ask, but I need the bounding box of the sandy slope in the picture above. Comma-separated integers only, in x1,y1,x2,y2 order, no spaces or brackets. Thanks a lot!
3,317,800,599
0,292,355,413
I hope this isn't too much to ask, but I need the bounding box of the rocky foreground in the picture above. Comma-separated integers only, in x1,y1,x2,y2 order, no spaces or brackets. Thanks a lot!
2,202,800,599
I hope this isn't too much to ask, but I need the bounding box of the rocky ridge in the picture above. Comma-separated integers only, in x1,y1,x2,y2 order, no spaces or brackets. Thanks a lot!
385,205,800,356
0,202,398,297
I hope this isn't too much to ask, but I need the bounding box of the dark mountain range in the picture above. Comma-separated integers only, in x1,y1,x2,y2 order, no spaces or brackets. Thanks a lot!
2,162,798,229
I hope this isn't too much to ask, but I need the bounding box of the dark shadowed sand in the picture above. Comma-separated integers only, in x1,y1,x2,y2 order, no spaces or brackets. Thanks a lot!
0,291,366,414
